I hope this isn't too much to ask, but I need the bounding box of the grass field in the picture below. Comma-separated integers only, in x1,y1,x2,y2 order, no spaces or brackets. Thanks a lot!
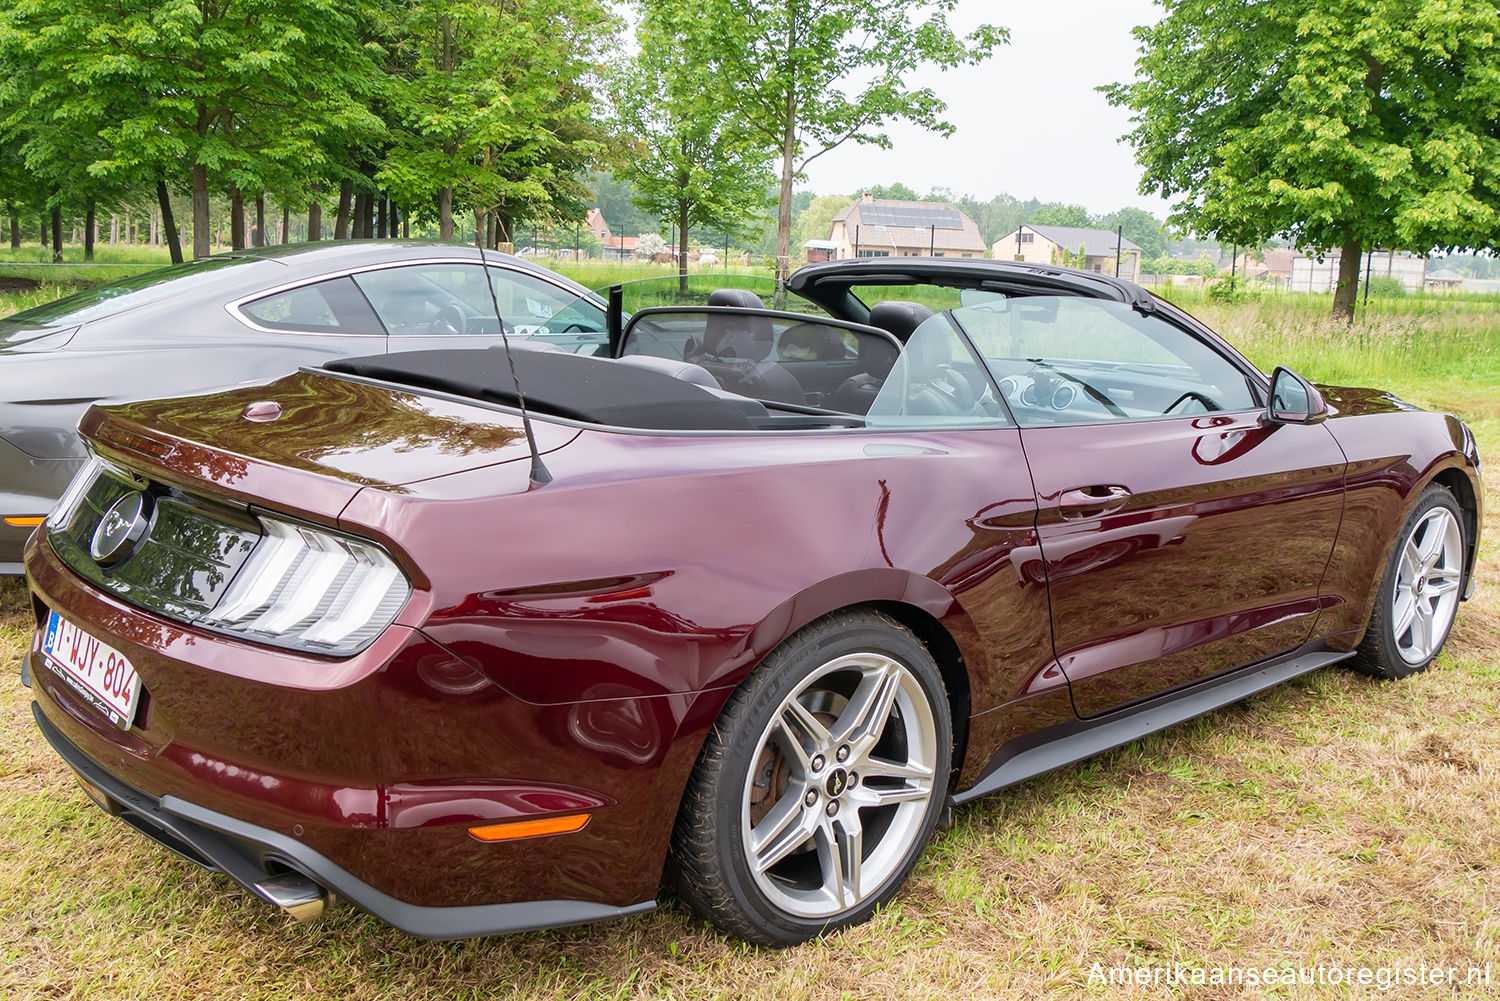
1,287,1497,999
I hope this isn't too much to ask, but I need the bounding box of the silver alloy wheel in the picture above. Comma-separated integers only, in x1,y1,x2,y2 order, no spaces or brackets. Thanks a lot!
740,652,938,919
1392,506,1463,665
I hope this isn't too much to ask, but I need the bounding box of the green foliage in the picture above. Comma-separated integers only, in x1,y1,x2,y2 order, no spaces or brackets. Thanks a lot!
861,183,920,201
695,0,1007,277
1029,204,1091,228
379,0,615,240
0,0,386,255
587,172,654,240
611,3,773,276
1097,206,1167,259
1206,275,1244,302
1106,0,1500,318
1365,275,1407,298
793,195,855,250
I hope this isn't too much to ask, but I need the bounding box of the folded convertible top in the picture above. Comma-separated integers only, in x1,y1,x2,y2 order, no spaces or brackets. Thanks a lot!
324,348,755,431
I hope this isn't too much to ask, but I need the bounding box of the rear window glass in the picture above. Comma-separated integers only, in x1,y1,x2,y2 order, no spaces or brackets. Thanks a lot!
240,276,384,335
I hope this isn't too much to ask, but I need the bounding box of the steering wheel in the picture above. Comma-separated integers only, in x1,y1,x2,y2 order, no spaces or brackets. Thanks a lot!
434,302,469,335
1163,390,1219,415
929,364,976,411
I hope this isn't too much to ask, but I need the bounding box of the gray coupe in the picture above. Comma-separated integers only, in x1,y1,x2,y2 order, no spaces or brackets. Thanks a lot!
0,242,606,572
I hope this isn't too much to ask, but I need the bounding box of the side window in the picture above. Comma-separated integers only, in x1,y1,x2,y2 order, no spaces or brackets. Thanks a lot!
352,264,594,336
239,276,383,335
865,314,1012,428
957,297,1258,426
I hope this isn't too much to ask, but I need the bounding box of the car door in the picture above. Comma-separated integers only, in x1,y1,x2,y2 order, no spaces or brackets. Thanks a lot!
351,262,604,353
961,296,1347,718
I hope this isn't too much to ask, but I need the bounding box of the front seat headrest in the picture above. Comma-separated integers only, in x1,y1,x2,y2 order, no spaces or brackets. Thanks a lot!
706,288,766,309
867,301,934,343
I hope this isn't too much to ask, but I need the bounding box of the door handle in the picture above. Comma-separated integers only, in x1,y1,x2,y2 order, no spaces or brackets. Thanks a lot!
1058,484,1133,519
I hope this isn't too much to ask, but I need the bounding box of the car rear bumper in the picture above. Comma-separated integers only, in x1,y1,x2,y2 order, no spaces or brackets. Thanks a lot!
30,701,655,939
21,530,711,936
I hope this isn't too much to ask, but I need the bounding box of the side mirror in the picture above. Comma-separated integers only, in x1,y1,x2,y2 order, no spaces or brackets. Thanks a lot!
1266,366,1328,424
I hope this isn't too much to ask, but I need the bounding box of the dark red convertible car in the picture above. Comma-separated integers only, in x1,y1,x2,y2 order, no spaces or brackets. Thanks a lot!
20,259,1481,945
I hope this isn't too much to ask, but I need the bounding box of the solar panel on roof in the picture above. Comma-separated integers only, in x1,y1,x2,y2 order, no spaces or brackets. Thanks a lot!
860,205,964,230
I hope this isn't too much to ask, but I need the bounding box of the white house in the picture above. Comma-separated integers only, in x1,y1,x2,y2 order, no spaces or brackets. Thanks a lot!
992,225,1142,282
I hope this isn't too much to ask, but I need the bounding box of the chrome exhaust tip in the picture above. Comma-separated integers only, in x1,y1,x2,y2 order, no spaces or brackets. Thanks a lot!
254,872,329,922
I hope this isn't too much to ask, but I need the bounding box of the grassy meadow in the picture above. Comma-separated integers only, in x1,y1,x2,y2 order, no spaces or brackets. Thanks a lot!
1,276,1498,999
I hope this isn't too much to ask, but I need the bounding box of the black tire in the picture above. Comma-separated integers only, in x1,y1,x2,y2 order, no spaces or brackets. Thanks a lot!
1354,484,1466,680
669,609,952,946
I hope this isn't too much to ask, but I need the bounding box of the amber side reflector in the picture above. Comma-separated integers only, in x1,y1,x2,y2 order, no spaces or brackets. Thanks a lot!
468,813,591,843
4,516,44,527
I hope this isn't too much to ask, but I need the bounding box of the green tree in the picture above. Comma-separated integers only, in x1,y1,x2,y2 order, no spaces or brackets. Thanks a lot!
1098,206,1167,259
793,194,855,250
861,182,920,201
1028,203,1092,228
1106,0,1500,320
614,5,774,288
702,0,1006,283
381,0,614,244
0,0,384,260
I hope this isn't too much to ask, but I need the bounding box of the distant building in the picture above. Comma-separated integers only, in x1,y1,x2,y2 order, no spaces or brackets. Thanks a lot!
803,239,837,263
992,225,1142,282
585,207,611,242
1289,250,1427,292
828,194,988,259
585,208,641,261
1425,269,1464,291
1245,247,1296,286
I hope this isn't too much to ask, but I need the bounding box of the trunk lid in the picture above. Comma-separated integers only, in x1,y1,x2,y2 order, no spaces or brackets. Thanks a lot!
82,368,577,507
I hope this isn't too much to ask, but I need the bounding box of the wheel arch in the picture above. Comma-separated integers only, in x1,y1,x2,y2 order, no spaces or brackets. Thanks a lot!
713,570,978,790
1428,465,1480,592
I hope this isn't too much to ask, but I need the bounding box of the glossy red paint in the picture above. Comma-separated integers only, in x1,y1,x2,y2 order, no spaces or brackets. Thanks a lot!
21,349,1482,931
1024,410,1347,717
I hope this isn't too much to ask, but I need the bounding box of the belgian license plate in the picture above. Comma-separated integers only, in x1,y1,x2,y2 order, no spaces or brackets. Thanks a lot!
41,610,141,730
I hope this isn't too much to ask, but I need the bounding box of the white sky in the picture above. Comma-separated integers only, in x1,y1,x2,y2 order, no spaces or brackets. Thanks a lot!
798,0,1170,217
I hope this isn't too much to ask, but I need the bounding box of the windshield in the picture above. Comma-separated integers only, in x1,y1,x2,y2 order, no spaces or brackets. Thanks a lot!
530,274,826,354
2,257,250,332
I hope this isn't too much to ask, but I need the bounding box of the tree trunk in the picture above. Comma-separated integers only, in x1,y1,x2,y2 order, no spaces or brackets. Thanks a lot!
335,179,353,239
773,22,798,297
230,187,246,250
39,215,45,247
192,163,210,258
84,198,96,260
158,180,184,264
50,204,62,262
281,204,290,244
376,194,388,239
439,187,454,241
356,190,374,239
678,201,690,292
254,195,265,247
308,181,323,240
1332,238,1362,323
8,213,17,249
402,209,409,239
